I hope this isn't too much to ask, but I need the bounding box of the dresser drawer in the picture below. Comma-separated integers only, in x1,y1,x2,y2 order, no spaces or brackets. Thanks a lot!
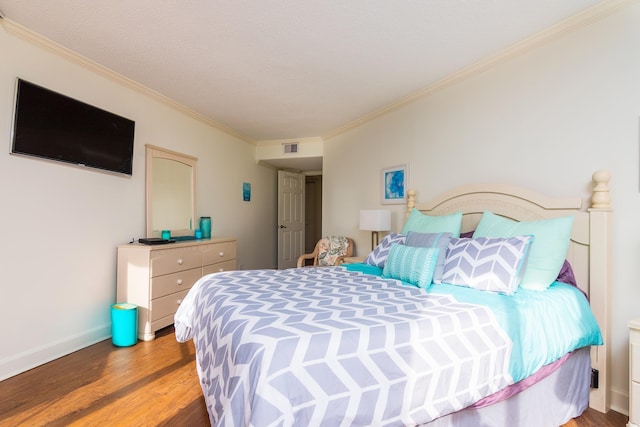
150,289,190,322
151,267,201,299
203,259,236,276
202,242,236,266
150,249,201,277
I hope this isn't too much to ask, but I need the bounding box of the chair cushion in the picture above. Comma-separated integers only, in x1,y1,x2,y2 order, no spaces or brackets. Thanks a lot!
317,236,350,266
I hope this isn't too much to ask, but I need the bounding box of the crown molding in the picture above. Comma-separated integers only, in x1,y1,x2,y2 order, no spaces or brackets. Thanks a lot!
2,0,635,146
2,18,256,145
323,0,638,140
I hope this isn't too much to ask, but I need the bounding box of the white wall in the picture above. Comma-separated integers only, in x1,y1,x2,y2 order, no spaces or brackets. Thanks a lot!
0,24,277,380
324,3,640,414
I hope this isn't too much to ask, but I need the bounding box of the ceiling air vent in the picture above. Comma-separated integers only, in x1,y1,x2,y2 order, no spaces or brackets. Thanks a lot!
283,143,298,154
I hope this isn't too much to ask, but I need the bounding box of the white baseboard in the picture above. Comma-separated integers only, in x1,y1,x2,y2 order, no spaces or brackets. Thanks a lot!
0,324,110,381
610,386,630,416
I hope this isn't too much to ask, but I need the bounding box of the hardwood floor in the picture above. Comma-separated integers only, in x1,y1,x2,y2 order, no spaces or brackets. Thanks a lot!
0,326,629,426
0,326,208,426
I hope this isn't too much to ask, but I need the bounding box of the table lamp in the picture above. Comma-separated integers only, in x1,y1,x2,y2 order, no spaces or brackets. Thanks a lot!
359,210,391,250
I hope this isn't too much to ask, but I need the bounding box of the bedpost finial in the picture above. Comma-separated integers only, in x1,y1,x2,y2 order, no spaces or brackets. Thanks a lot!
407,189,416,213
591,170,611,209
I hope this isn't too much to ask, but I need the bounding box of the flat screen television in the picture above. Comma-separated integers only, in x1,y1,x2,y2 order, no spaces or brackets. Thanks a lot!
10,79,135,175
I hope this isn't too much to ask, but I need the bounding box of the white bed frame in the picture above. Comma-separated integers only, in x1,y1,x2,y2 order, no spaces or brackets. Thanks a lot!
406,170,612,414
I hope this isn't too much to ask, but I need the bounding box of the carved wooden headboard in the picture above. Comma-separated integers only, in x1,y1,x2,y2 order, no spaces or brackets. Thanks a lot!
406,170,612,413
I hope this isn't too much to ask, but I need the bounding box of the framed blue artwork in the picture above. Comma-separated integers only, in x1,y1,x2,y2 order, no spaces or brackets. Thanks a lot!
381,164,408,205
243,182,251,201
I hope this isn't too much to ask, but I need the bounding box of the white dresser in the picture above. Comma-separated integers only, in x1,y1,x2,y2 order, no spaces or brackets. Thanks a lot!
629,318,640,426
117,237,236,340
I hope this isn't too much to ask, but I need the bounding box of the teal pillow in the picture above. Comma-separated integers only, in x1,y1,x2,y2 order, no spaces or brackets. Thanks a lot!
401,209,462,238
382,244,439,289
473,211,573,291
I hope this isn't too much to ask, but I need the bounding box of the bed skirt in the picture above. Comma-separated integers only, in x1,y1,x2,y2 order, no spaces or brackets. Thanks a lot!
421,346,591,427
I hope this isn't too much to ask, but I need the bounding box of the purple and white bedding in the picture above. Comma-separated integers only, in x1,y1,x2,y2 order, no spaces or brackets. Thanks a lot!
175,266,601,426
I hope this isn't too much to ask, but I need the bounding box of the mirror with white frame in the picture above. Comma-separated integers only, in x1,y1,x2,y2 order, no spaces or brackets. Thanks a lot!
146,144,197,238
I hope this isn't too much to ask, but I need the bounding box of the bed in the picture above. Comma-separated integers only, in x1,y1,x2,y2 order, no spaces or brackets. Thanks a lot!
175,170,612,426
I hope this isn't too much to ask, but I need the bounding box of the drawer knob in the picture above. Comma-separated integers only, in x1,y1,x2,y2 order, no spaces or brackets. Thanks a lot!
176,279,183,285
177,258,184,265
218,252,224,257
177,298,183,305
218,268,224,272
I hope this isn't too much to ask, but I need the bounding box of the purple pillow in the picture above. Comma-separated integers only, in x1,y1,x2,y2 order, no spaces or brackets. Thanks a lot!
556,259,588,300
556,259,577,287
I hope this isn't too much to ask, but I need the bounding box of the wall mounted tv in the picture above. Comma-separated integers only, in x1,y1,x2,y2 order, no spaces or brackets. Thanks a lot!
11,79,135,175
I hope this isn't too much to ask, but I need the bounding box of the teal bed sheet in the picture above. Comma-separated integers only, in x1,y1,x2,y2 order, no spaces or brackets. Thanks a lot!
344,262,603,382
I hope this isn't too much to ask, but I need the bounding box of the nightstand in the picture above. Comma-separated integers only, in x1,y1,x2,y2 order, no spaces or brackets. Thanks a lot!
629,318,640,426
342,256,366,264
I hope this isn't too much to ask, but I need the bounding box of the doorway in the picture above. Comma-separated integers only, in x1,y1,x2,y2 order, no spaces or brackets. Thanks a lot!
305,175,322,254
276,171,322,269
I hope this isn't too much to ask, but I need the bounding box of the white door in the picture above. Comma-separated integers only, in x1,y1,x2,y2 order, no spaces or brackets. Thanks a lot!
277,171,305,269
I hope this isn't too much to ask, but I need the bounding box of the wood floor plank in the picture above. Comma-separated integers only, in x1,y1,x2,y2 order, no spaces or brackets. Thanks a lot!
0,325,627,426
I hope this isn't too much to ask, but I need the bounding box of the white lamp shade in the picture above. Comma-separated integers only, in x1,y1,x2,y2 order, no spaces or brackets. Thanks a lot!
359,210,391,231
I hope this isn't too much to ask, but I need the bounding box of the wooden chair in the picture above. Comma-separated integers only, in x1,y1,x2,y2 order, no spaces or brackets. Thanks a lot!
297,236,354,268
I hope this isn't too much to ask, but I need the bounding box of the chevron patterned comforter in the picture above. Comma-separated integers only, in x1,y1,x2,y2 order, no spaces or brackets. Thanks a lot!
175,267,600,426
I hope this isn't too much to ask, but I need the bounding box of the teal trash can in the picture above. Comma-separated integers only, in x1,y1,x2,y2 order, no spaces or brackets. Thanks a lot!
111,303,138,347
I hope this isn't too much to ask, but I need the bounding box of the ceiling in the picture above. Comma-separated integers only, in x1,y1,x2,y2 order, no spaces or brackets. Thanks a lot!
1,1,610,146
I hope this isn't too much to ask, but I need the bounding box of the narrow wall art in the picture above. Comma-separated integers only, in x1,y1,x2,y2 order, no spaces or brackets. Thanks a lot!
243,182,251,201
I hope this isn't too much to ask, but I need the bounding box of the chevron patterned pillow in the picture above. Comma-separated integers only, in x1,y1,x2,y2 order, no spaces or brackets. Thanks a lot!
473,211,573,291
441,235,534,295
364,232,406,268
